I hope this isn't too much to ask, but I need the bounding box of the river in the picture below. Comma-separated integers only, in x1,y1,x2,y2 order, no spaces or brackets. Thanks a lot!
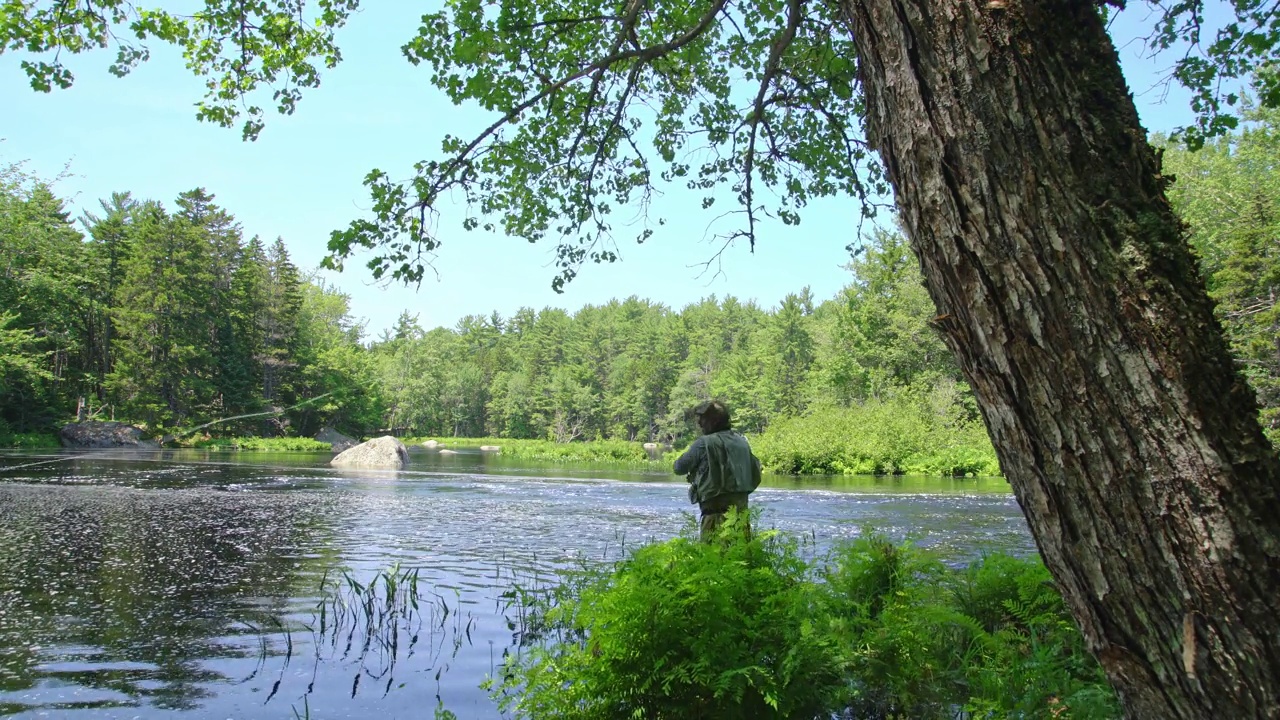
0,447,1030,719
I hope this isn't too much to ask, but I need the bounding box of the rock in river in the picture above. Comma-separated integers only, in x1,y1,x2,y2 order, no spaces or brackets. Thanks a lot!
59,421,156,448
330,436,410,469
314,427,358,453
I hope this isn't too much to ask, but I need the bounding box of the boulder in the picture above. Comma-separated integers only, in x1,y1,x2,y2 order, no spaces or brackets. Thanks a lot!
330,436,410,469
314,427,358,453
59,421,156,448
643,442,673,459
479,445,500,452
422,440,441,449
438,449,458,455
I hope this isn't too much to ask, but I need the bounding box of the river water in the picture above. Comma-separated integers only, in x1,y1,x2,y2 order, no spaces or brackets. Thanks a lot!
0,447,1030,719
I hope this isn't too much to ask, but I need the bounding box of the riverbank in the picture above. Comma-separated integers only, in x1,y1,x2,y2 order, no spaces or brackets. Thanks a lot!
181,436,334,452
752,404,1000,477
405,436,677,466
1,424,1001,478
410,424,999,477
0,431,336,452
0,431,60,448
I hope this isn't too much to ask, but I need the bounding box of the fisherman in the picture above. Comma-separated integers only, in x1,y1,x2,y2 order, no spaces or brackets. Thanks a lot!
672,400,763,541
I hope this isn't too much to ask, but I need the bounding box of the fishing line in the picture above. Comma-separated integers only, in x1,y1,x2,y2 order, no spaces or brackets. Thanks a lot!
0,453,100,472
159,392,337,443
0,392,338,475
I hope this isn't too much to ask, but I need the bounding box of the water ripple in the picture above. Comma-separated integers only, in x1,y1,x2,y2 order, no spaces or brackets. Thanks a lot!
0,449,1030,719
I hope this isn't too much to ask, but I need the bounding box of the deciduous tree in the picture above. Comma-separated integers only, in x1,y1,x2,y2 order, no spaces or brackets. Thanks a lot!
8,0,1280,713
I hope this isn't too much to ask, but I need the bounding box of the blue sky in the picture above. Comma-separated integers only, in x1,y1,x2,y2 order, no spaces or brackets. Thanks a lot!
0,4,1204,338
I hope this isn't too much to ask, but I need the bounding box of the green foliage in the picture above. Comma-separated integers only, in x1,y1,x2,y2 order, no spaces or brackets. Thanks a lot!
494,528,1118,719
491,518,848,719
0,430,60,448
369,230,994,475
406,436,669,466
1146,13,1280,148
0,0,359,140
826,535,1117,719
0,165,92,430
289,280,385,437
107,198,220,428
333,0,880,289
751,396,999,476
186,436,332,451
0,170,385,439
1161,106,1280,444
2,1,1269,286
822,229,956,403
0,311,54,416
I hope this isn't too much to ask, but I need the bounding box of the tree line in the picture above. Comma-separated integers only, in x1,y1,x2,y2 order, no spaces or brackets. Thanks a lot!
2,110,1278,454
371,228,964,446
0,168,381,438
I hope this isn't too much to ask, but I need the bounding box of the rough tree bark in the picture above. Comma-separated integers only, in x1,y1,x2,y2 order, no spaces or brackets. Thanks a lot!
842,0,1280,716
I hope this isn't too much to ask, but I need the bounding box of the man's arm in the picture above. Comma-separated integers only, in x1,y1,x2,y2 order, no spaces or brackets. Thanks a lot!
673,437,705,476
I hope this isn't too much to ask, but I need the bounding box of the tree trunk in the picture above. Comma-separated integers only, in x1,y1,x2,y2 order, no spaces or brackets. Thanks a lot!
842,0,1280,715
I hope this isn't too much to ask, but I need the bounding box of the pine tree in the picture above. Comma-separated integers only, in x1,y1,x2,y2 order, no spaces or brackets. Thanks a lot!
221,235,270,423
262,238,303,414
0,169,94,428
109,203,216,428
81,192,139,401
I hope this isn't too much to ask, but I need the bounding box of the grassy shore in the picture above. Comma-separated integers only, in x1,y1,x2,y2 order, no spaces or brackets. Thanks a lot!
751,404,1000,477
405,436,677,466
179,436,334,452
408,423,999,478
4,413,1002,479
0,432,60,449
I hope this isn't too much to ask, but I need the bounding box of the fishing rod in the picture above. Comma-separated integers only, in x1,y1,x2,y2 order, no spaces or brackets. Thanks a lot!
0,392,338,475
158,392,337,444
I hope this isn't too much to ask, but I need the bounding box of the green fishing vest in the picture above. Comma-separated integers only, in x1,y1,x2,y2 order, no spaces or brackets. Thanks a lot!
688,430,762,504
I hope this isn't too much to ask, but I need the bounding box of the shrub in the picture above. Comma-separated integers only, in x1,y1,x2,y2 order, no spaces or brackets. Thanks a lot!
490,515,849,719
493,527,1119,720
405,436,666,466
751,400,1000,476
188,436,333,452
0,431,61,448
826,538,1118,719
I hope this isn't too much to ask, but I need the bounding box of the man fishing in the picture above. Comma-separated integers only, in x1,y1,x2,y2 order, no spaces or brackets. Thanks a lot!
673,400,763,541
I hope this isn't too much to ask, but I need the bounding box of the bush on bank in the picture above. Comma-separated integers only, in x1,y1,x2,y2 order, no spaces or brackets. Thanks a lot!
490,522,1117,719
0,430,60,448
411,406,1000,478
751,400,1000,477
184,436,334,452
406,436,674,465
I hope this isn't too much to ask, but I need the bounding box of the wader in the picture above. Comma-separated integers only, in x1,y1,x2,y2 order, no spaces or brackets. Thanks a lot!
699,491,750,542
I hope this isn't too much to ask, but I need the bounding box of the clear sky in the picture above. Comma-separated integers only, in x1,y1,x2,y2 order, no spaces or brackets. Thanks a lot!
0,4,1207,339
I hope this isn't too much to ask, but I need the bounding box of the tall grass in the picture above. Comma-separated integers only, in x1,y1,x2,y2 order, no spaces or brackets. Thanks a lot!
184,436,334,452
406,436,675,466
751,400,1000,476
273,561,479,719
490,520,1117,719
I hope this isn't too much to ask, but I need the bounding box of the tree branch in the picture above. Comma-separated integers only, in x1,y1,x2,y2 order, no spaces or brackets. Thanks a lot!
414,0,732,221
739,0,805,251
